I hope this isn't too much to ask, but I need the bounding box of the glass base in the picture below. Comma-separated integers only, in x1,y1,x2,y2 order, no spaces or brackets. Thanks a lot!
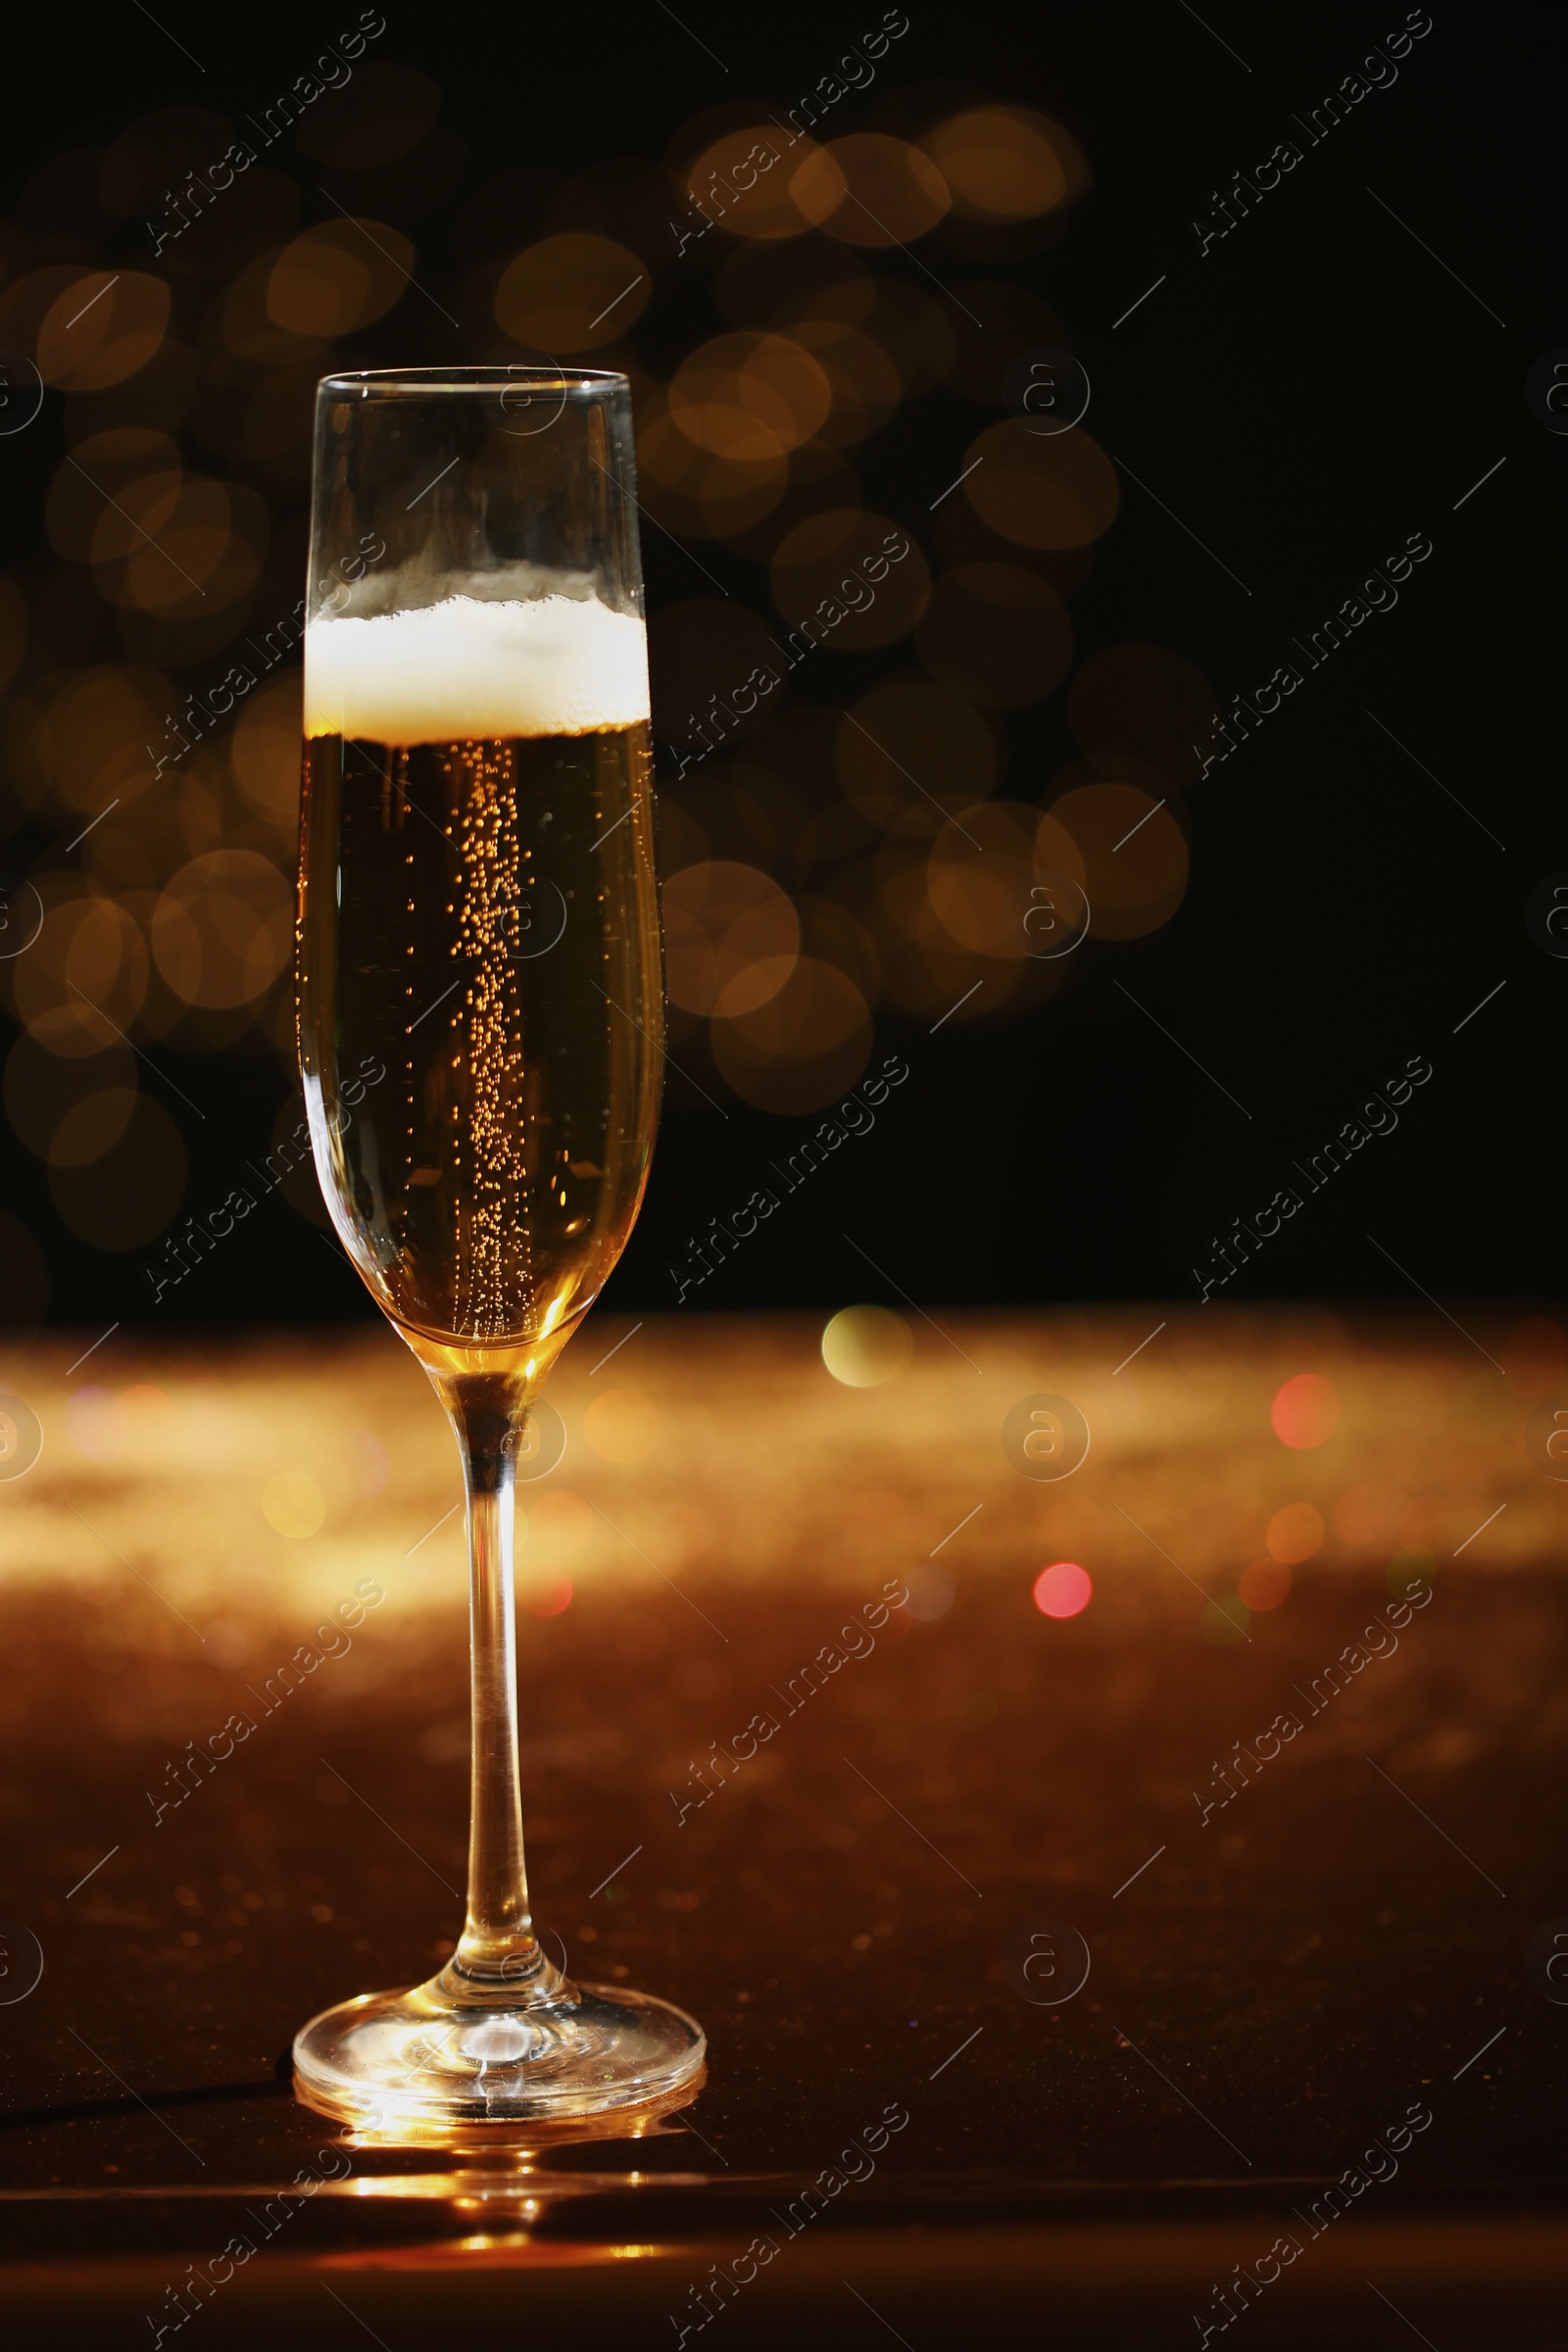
293,1965,706,2133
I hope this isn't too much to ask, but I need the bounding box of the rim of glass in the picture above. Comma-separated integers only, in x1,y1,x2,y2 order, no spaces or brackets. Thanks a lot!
318,367,628,397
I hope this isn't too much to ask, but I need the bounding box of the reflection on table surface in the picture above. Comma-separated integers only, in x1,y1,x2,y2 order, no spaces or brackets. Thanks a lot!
2,1309,1565,2337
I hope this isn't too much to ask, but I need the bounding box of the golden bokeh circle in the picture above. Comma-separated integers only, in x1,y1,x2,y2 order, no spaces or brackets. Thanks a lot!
233,675,304,830
927,800,1048,961
50,1085,139,1169
770,509,930,653
710,955,872,1113
34,661,172,812
494,233,650,350
792,135,951,246
36,270,170,392
151,850,292,1009
668,331,833,461
796,896,881,1002
637,403,787,541
788,317,901,447
964,419,1119,551
89,474,264,619
267,221,416,338
1049,782,1190,941
685,127,829,242
12,890,149,1053
922,108,1087,221
662,859,801,1017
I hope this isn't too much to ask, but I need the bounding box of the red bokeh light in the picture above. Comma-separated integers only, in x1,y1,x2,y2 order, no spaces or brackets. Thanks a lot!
522,1578,572,1618
1271,1372,1340,1449
1033,1560,1092,1619
1239,1557,1292,1612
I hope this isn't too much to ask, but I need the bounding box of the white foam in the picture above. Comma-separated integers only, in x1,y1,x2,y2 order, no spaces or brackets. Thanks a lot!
304,594,650,742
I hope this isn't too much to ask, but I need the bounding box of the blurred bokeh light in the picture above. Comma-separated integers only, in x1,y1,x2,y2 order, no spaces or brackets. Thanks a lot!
0,62,1222,1306
1033,1560,1092,1618
1272,1373,1342,1450
821,1304,913,1387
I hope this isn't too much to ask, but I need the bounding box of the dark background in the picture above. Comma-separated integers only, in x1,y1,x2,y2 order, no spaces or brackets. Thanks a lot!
0,0,1558,1329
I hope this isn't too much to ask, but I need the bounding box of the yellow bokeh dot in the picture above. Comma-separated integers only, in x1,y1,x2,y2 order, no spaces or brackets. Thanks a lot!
821,1305,913,1388
262,1470,326,1540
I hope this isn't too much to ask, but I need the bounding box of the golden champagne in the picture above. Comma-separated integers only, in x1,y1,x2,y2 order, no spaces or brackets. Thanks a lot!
297,597,662,1382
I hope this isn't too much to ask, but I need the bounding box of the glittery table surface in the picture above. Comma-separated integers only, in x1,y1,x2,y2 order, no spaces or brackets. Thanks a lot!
1,1308,1565,2345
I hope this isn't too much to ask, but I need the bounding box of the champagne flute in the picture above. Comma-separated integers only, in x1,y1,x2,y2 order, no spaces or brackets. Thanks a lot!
291,368,704,2131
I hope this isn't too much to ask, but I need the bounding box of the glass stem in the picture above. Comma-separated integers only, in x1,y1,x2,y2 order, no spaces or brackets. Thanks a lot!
443,1391,554,1998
